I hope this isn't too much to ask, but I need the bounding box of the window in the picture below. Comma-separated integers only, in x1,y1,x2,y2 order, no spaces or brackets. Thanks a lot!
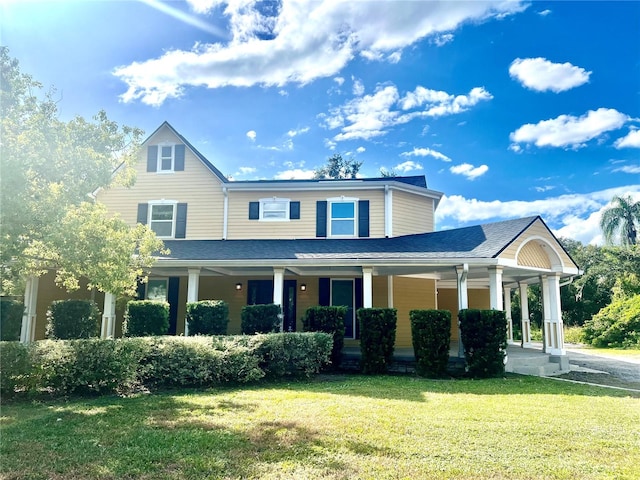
146,279,168,302
329,199,356,236
261,198,289,220
158,144,174,172
149,203,175,237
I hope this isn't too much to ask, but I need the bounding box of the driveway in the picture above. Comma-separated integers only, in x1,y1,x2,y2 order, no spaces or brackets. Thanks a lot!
560,345,640,390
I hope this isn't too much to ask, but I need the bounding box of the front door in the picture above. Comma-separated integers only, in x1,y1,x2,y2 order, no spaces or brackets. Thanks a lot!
283,280,297,332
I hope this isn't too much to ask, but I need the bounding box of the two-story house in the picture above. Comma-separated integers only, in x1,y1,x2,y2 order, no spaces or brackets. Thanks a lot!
20,122,580,366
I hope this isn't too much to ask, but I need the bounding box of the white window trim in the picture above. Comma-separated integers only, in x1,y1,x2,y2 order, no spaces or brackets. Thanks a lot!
146,278,168,302
327,196,358,238
148,200,178,239
330,278,356,339
259,197,290,221
157,143,176,173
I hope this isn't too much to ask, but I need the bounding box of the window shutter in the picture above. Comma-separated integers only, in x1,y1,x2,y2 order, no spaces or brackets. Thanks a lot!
174,144,185,171
137,203,148,225
175,203,187,238
147,146,158,172
290,201,300,220
249,202,260,220
319,278,330,306
316,201,327,237
358,200,370,237
355,277,363,339
136,280,146,300
168,277,180,335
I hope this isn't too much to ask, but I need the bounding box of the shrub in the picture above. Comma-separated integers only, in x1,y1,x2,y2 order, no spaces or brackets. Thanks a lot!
46,299,100,339
303,306,346,369
358,308,397,374
0,341,33,398
241,304,281,334
187,300,229,335
583,295,640,348
564,326,585,345
1,299,24,341
124,300,169,337
410,309,451,377
458,309,508,378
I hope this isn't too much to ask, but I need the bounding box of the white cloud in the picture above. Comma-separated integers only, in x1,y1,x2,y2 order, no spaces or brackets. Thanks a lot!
246,130,257,141
510,108,629,149
400,86,492,115
394,160,423,173
401,147,451,162
509,57,591,93
278,89,288,96
273,168,316,180
533,185,555,192
356,146,366,153
431,33,454,46
334,76,345,86
287,126,310,137
115,0,528,105
235,166,257,176
387,51,402,63
614,129,640,148
614,165,640,174
352,78,365,96
449,163,488,180
538,9,552,16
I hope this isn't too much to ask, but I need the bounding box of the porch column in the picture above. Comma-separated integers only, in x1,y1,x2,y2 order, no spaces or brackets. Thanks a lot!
101,292,117,339
185,268,200,336
519,282,532,348
362,267,373,308
456,264,469,358
273,268,285,332
20,276,39,343
504,286,513,342
387,275,394,308
542,274,565,356
488,266,503,310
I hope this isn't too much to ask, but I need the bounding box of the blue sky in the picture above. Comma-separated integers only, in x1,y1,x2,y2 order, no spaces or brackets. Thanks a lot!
3,0,639,244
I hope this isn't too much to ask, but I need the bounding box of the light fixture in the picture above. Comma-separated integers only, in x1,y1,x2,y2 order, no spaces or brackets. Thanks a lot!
235,282,242,291
300,284,307,291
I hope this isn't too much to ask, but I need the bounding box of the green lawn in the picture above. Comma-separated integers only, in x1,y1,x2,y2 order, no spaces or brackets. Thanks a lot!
2,375,639,479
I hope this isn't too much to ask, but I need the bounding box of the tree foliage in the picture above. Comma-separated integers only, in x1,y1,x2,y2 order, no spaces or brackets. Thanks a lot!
313,153,362,179
599,195,640,246
0,48,163,296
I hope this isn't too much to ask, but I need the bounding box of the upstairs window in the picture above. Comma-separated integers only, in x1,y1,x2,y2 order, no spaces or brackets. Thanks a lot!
146,144,185,173
329,199,356,237
159,145,174,172
149,203,175,238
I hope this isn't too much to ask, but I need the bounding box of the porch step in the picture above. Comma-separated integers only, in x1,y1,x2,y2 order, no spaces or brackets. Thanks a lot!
506,354,567,376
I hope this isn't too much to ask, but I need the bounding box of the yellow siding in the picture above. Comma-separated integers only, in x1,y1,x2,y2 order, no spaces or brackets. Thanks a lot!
227,189,385,239
392,277,437,348
97,125,225,239
437,287,490,340
517,241,552,269
392,190,434,236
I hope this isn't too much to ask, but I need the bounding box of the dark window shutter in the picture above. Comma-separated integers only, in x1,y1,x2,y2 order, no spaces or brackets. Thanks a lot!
175,203,187,238
147,146,158,172
136,280,146,300
290,201,300,220
249,202,260,220
319,278,330,306
168,277,180,335
355,277,363,339
316,201,327,237
137,203,148,225
358,200,370,237
174,144,185,171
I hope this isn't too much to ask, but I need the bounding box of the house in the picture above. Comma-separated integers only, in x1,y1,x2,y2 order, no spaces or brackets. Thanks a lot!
20,122,580,366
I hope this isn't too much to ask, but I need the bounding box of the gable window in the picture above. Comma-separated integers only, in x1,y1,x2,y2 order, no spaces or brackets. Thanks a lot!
329,198,357,237
149,203,176,238
159,145,174,171
147,144,185,173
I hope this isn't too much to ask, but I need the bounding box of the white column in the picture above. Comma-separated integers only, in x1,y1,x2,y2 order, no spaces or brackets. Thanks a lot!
488,266,503,310
185,268,200,336
543,274,565,356
541,275,550,353
504,286,513,342
20,276,39,343
519,282,532,348
362,267,373,308
387,275,394,308
273,268,285,332
456,264,469,357
384,185,393,238
101,292,116,339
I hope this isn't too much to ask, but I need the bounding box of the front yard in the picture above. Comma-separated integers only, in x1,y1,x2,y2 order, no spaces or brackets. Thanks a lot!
1,375,639,479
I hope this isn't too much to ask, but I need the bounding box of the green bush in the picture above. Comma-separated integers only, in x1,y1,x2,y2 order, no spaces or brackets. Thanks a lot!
358,308,397,374
124,300,169,337
583,295,640,348
410,309,451,377
303,306,346,369
459,309,508,378
564,326,585,345
0,299,24,341
241,304,281,334
46,299,100,339
0,341,33,398
186,300,229,335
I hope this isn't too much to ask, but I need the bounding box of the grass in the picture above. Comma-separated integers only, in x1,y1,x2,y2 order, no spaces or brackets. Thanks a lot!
1,375,639,479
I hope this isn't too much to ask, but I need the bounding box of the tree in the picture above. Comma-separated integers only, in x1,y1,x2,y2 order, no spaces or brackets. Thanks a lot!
600,195,640,246
0,48,163,297
313,153,362,179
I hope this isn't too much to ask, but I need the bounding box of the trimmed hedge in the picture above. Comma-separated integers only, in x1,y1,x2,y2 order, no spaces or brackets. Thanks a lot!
241,304,281,334
186,300,229,335
0,333,332,400
46,299,100,339
124,300,169,337
583,295,640,348
458,309,508,378
358,308,397,374
303,306,346,369
1,299,24,341
410,309,451,377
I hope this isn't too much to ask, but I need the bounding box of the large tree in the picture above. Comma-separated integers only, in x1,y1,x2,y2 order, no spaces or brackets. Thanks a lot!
599,194,640,246
0,48,163,296
313,153,362,179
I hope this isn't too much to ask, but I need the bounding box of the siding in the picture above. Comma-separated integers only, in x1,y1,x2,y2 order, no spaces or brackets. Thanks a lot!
437,287,490,340
393,276,437,348
392,189,434,236
517,241,552,269
97,125,225,239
